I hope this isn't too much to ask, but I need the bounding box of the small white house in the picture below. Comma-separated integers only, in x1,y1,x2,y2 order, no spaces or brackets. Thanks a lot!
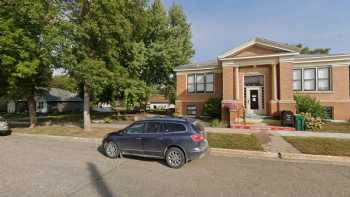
147,95,175,111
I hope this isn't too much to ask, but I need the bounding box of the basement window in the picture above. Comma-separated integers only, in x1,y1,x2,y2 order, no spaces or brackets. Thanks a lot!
323,106,333,120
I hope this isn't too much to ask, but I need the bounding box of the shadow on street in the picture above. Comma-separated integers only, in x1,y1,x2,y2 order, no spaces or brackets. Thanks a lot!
87,162,114,197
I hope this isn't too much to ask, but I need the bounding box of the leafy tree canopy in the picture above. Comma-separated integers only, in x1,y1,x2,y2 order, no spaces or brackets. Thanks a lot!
0,0,59,127
49,75,79,93
296,44,330,54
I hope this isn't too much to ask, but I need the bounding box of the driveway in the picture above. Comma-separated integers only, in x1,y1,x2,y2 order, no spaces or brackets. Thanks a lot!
1,134,350,197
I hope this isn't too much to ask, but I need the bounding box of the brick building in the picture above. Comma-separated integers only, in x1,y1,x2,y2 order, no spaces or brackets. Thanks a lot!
174,37,350,125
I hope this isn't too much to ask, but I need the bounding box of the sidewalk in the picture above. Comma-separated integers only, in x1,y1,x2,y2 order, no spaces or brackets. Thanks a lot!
262,135,300,153
275,131,350,139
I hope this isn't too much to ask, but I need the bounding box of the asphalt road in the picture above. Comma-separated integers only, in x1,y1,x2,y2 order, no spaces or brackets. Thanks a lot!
1,134,350,197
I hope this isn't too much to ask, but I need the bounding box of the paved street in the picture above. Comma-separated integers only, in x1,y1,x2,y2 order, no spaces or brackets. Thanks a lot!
1,134,350,197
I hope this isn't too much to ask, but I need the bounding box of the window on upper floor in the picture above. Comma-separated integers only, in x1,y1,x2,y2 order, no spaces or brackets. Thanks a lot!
196,74,205,93
187,74,195,93
187,73,214,94
293,69,302,91
317,67,330,91
205,73,214,93
293,67,331,91
303,68,316,91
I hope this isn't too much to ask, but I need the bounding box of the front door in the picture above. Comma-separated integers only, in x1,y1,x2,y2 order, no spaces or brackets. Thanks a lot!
250,90,259,110
246,87,263,114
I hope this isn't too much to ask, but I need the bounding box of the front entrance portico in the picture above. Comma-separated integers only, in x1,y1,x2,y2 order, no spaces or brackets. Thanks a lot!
222,58,279,125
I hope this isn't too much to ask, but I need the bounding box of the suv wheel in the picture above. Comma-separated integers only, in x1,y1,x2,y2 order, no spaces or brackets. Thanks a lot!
165,147,185,169
104,141,119,158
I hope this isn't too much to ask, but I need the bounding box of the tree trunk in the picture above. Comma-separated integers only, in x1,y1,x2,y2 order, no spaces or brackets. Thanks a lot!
83,83,91,131
27,96,37,128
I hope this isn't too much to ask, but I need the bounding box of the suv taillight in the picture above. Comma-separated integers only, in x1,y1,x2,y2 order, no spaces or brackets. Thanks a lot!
191,134,204,142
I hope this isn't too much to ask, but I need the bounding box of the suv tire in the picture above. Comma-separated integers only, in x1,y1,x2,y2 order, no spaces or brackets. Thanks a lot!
165,147,185,169
104,141,120,159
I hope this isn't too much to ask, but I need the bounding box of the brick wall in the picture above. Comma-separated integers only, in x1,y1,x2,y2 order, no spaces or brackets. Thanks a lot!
175,71,222,116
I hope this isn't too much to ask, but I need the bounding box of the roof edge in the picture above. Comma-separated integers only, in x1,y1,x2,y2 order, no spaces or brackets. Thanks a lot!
218,37,301,59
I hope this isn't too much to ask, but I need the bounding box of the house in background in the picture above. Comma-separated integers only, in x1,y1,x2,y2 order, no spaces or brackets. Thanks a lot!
1,88,82,114
147,95,175,111
174,37,350,126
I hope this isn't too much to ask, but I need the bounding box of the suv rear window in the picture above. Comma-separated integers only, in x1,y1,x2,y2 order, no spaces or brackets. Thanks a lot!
191,122,204,133
165,123,186,132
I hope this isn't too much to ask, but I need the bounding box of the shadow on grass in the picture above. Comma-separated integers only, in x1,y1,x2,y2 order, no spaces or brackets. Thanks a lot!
96,145,168,167
87,162,114,197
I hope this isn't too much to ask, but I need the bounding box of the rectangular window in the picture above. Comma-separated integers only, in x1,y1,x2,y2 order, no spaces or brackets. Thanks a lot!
318,67,330,91
165,123,187,132
323,106,333,119
38,102,44,109
186,105,197,116
293,69,302,91
187,73,215,94
145,122,163,133
293,67,332,91
205,73,214,93
126,122,145,134
196,74,205,93
187,74,195,93
303,68,316,91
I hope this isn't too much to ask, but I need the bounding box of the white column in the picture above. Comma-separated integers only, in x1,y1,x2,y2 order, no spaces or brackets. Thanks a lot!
272,64,277,100
235,66,240,100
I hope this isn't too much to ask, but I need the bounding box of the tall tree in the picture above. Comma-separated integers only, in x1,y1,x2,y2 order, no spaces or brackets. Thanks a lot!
57,0,131,131
0,0,57,127
168,2,194,67
296,44,330,54
166,2,194,103
53,0,194,128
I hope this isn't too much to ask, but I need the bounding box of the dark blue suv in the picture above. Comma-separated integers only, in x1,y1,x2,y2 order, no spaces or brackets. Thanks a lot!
102,117,208,168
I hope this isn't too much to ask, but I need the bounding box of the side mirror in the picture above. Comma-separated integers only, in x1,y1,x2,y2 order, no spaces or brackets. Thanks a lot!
119,129,126,135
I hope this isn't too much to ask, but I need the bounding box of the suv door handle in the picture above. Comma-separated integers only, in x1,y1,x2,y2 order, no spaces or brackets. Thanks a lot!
136,137,143,140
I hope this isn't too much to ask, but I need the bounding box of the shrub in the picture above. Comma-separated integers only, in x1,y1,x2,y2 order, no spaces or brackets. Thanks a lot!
211,119,229,128
294,95,324,118
301,112,324,130
203,98,221,118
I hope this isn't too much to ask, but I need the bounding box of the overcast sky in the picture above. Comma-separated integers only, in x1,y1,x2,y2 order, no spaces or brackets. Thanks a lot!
163,0,350,62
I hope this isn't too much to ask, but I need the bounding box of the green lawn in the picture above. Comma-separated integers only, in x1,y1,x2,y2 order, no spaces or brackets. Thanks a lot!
208,133,263,151
284,136,350,157
311,122,350,133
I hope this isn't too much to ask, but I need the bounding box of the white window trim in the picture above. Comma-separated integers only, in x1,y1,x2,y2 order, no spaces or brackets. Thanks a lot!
293,66,331,92
293,69,302,91
186,105,197,116
186,73,215,94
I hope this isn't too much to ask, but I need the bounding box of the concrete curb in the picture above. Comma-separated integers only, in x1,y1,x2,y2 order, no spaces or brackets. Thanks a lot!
210,148,279,159
210,148,350,164
281,152,350,163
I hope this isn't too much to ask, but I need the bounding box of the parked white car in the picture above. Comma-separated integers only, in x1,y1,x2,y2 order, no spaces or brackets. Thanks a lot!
0,116,11,135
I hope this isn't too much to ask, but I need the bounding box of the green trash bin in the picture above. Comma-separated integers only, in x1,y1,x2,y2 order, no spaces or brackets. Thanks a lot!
294,114,305,131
